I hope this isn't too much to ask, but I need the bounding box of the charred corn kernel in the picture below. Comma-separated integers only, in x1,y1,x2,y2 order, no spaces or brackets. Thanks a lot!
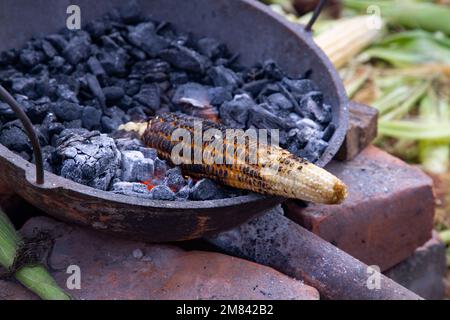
119,113,348,204
315,16,384,69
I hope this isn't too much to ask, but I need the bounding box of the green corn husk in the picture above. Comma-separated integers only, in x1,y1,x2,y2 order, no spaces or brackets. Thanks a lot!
418,91,450,174
361,31,450,67
0,209,70,300
344,0,450,35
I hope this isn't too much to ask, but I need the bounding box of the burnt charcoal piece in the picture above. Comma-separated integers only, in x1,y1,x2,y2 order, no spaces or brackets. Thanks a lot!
127,106,148,121
63,32,92,65
170,72,189,85
0,101,15,120
49,56,65,69
208,66,241,89
0,121,31,153
56,84,79,103
45,34,68,52
51,101,83,122
81,106,102,130
190,179,225,201
86,74,106,107
247,104,289,130
134,84,161,112
159,44,210,74
41,40,58,59
298,139,329,163
267,93,293,111
116,138,144,151
128,22,169,57
125,80,141,96
219,94,255,129
47,122,65,143
176,185,190,201
139,147,158,160
197,37,226,59
11,77,36,97
26,103,49,124
263,60,284,80
242,79,271,97
101,106,129,133
112,182,153,199
296,93,332,125
54,131,121,191
282,78,318,97
87,57,106,77
121,150,154,182
132,59,170,82
103,86,125,103
154,158,167,178
98,47,129,76
172,83,218,120
0,49,18,66
165,167,186,192
150,185,176,201
208,87,233,106
19,48,44,68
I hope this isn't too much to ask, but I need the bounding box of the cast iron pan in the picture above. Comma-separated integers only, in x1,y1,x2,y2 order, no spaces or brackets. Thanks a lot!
0,0,348,242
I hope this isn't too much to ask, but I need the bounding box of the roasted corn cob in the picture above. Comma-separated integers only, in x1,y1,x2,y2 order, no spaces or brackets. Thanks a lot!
119,113,347,204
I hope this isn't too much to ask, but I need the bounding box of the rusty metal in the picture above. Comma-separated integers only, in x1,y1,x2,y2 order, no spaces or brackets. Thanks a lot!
0,85,44,184
208,207,423,300
305,0,328,32
0,0,348,242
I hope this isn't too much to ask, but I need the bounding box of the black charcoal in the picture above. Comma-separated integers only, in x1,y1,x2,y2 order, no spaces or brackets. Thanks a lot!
112,182,153,199
51,101,83,122
134,84,161,112
219,94,255,129
190,179,225,201
54,131,121,191
121,150,154,182
150,185,176,201
159,44,210,74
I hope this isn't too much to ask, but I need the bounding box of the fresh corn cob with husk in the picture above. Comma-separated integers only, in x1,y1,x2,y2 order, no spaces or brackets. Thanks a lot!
315,16,385,69
119,113,348,204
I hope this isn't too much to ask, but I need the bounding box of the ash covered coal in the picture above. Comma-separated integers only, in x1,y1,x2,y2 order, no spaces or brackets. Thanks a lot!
0,2,334,201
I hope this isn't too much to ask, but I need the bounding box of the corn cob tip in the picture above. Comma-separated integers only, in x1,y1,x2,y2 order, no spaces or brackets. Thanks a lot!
118,121,148,137
329,179,348,204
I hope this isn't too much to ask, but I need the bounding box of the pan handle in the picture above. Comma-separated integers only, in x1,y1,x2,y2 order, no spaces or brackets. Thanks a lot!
304,0,328,33
0,85,44,185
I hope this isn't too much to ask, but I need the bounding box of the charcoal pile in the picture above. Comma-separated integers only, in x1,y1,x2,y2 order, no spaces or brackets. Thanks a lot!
0,2,334,201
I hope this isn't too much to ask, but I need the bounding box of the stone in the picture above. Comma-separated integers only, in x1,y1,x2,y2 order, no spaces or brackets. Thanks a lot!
284,146,435,271
0,217,320,300
384,232,447,300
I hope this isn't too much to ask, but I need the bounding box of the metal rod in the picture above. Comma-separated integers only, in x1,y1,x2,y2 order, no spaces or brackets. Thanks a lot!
208,207,422,300
305,0,328,33
0,85,44,185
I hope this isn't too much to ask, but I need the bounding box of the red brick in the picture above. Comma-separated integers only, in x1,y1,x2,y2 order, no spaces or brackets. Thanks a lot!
1,217,319,300
384,232,446,300
336,103,378,161
285,146,435,271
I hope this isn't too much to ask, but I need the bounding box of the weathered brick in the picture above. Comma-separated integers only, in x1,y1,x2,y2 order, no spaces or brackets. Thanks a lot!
384,232,447,300
0,217,319,300
285,146,435,271
336,103,378,161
